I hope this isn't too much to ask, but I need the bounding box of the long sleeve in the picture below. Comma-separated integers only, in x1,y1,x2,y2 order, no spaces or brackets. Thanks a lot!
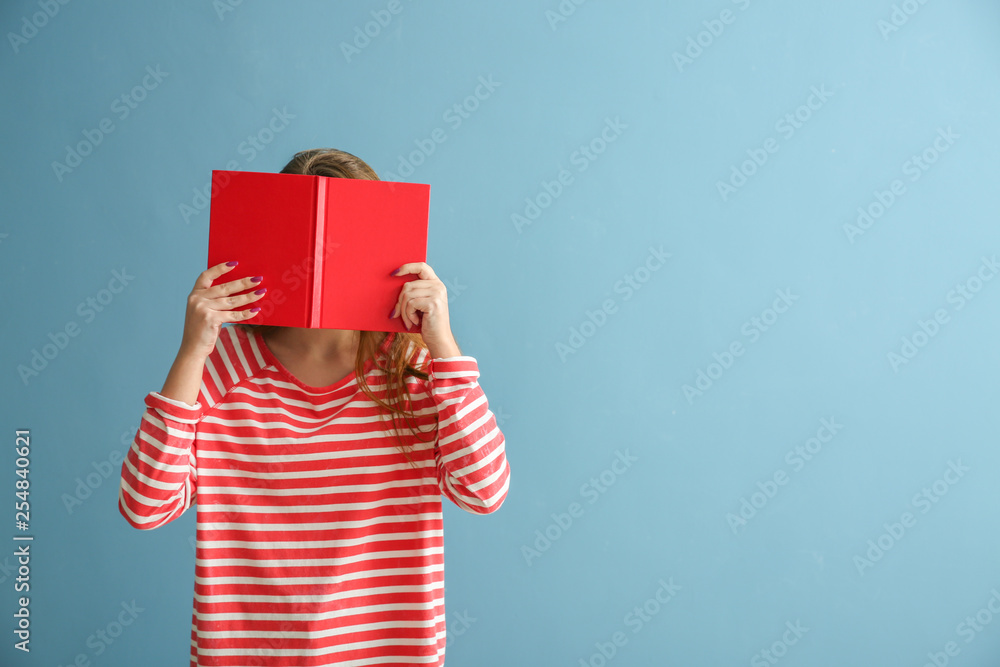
118,324,264,530
118,327,504,665
118,385,207,530
425,355,510,514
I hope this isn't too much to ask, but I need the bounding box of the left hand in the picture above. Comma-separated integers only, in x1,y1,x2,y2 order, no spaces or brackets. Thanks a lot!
390,262,461,358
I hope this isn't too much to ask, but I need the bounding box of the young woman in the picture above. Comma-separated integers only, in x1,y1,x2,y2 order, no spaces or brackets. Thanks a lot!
118,149,511,666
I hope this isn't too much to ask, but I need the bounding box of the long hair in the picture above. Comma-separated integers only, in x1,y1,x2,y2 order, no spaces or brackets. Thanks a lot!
236,148,437,465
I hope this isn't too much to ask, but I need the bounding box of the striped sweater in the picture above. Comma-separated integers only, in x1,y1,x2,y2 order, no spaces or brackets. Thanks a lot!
118,324,510,666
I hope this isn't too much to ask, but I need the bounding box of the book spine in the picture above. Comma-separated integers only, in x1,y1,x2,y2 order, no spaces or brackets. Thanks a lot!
311,177,327,327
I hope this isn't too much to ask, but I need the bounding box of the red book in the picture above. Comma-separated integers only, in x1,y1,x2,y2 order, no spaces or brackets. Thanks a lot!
207,169,430,332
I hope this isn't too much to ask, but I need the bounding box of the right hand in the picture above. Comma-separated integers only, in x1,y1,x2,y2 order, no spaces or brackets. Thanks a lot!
180,261,266,359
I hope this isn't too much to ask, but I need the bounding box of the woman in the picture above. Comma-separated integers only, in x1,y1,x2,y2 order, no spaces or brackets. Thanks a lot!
118,148,511,666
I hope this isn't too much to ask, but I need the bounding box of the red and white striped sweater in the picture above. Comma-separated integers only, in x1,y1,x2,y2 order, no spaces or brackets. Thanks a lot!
118,324,510,666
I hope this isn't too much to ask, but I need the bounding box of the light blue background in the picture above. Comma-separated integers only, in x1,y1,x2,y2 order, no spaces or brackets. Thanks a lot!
3,0,1000,665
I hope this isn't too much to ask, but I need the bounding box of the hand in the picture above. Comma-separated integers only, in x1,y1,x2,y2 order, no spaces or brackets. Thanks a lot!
180,261,267,359
390,262,461,359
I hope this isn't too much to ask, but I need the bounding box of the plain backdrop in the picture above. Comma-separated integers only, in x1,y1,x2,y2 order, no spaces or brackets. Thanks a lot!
3,1,1000,665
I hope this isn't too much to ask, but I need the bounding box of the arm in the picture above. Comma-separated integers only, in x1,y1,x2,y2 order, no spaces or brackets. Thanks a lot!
159,340,208,406
390,261,510,513
426,355,510,514
118,261,266,530
118,345,210,530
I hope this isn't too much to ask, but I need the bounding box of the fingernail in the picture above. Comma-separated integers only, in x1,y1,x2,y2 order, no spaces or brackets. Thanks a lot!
389,307,396,318
226,260,238,266
251,275,263,283
390,267,399,276
255,288,266,295
250,307,261,313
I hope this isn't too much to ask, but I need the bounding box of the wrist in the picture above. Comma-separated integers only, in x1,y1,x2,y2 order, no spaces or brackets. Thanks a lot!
427,339,461,359
177,341,210,365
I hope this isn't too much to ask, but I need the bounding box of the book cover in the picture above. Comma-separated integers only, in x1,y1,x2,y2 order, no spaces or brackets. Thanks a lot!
207,169,430,332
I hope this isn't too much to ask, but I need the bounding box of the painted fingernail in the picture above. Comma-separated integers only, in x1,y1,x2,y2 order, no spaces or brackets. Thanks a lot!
226,260,238,266
390,267,399,276
250,275,263,283
250,307,261,313
389,307,396,318
255,288,266,295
